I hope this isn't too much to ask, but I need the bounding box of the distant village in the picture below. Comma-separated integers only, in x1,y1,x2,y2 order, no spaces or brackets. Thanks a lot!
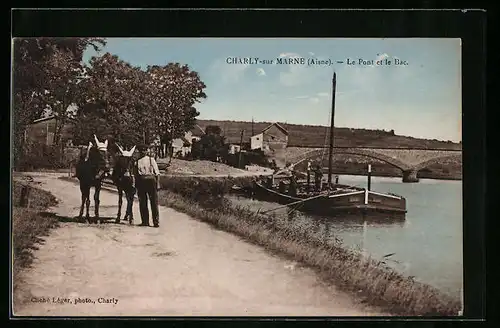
24,115,462,172
27,115,461,151
26,116,290,158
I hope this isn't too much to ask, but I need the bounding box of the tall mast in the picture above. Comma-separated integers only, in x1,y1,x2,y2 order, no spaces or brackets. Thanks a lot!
327,72,337,186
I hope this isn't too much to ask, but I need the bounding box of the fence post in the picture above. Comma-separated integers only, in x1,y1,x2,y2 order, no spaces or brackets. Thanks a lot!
19,184,31,208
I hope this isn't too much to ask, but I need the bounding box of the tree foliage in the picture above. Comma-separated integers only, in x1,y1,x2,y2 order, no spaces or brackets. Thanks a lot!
191,125,226,161
13,37,207,169
71,57,206,151
12,37,106,167
146,63,206,148
73,53,147,148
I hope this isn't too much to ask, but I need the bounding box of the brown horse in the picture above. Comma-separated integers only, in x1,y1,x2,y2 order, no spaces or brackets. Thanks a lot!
111,144,136,224
75,135,111,223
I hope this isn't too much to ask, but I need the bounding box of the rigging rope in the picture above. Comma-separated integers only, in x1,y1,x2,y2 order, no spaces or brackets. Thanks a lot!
290,102,332,168
320,103,332,167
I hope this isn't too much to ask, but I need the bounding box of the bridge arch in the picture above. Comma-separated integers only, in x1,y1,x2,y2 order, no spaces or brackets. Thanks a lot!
293,148,412,171
412,153,462,171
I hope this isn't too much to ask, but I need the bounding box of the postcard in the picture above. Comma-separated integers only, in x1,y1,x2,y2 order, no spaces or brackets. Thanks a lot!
12,36,463,317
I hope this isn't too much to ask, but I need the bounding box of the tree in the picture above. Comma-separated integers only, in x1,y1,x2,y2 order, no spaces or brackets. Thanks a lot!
205,125,222,135
146,63,206,153
12,37,106,167
197,125,225,162
42,49,86,145
74,53,147,147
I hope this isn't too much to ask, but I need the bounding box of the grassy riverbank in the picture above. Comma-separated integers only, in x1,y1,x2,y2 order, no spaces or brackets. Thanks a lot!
158,178,461,316
12,180,59,297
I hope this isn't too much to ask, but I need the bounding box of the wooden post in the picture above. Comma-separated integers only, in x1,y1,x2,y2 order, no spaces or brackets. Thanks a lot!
306,161,311,192
367,164,372,191
238,129,244,169
19,184,31,208
362,219,368,261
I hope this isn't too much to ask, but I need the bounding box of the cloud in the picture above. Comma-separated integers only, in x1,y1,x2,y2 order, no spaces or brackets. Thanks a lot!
279,52,300,58
256,68,266,76
308,52,315,56
317,92,329,97
290,94,325,104
278,52,315,87
209,58,249,83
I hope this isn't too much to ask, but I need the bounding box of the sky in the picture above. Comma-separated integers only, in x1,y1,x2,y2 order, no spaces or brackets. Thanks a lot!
83,38,462,142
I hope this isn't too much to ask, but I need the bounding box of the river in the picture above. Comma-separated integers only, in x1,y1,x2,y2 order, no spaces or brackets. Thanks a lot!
228,175,463,300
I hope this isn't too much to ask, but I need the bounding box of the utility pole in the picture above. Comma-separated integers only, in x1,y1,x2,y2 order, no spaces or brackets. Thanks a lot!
238,129,244,168
327,72,337,186
251,117,255,136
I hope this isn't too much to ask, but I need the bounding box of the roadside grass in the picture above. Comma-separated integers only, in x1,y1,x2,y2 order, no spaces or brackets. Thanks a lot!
157,183,462,316
12,181,59,298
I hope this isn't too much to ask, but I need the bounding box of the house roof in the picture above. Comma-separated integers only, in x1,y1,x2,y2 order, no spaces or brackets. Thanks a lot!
189,124,206,137
261,122,289,135
172,135,192,146
32,115,77,124
181,136,191,145
32,115,58,124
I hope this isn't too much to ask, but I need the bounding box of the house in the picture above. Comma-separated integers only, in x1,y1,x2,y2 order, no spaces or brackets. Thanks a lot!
228,144,242,155
171,136,192,157
212,122,290,155
250,133,264,150
260,122,289,150
225,133,251,154
188,124,206,143
169,124,206,157
246,122,289,154
26,115,75,147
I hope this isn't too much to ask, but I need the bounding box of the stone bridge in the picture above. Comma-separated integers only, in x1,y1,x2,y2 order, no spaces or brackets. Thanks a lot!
289,147,462,183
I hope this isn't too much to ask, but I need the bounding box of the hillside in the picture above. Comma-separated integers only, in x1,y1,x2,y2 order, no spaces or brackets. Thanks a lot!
195,119,462,150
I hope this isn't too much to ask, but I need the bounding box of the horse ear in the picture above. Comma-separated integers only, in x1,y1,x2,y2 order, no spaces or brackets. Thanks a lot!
88,141,93,148
104,140,108,148
129,145,136,153
94,134,100,145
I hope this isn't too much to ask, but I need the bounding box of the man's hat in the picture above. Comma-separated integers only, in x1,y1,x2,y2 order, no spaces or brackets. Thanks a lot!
137,144,149,151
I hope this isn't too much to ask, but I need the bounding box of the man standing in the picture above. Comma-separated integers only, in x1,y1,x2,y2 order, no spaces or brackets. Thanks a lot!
306,160,312,192
313,163,323,192
133,144,161,227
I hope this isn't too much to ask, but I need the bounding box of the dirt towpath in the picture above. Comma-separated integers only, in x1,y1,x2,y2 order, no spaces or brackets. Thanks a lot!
14,173,384,317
